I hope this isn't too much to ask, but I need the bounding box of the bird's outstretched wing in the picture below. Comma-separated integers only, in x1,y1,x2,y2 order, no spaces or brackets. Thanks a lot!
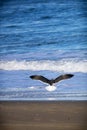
53,74,74,83
30,75,50,85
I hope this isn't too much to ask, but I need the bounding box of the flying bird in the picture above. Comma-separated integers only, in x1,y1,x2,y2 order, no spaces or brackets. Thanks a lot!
30,74,74,86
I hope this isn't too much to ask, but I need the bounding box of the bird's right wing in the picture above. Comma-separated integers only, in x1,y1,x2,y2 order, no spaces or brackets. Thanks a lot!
30,75,50,85
53,74,74,83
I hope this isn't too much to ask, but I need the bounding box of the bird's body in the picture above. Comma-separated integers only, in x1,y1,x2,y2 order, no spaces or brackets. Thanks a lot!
30,74,74,86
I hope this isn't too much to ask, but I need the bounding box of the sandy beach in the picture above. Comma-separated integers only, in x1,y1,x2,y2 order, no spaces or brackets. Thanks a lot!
0,101,87,130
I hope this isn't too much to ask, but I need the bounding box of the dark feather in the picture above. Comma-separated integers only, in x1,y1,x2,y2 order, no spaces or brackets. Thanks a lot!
30,75,50,85
53,74,74,83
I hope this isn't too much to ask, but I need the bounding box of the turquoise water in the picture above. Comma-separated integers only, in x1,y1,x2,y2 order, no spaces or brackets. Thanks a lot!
0,0,87,100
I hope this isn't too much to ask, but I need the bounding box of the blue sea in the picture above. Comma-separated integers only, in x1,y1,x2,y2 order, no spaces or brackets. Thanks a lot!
0,0,87,101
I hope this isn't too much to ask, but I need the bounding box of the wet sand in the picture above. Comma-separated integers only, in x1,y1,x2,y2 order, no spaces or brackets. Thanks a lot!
0,101,87,130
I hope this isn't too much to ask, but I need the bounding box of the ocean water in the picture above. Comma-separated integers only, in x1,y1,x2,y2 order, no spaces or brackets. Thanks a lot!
0,0,87,101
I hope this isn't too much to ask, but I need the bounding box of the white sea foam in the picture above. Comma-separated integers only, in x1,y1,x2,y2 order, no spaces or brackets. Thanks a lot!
0,59,87,73
45,85,56,91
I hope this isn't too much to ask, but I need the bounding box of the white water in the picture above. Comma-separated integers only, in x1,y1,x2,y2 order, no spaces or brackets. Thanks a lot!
45,85,56,91
0,59,87,73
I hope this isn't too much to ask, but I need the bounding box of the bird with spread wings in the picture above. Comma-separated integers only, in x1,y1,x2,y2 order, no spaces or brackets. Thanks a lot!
30,74,74,86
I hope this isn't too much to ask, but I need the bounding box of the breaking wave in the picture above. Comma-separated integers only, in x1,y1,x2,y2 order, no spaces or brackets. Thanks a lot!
0,59,87,73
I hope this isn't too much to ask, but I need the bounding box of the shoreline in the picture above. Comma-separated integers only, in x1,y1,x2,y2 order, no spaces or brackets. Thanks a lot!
0,101,87,130
0,99,87,102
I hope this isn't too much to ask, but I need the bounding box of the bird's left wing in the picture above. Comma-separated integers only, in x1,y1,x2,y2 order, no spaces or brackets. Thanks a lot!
53,74,74,83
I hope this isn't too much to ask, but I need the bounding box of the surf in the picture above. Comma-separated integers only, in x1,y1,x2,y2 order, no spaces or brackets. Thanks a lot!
0,59,87,73
45,85,56,91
